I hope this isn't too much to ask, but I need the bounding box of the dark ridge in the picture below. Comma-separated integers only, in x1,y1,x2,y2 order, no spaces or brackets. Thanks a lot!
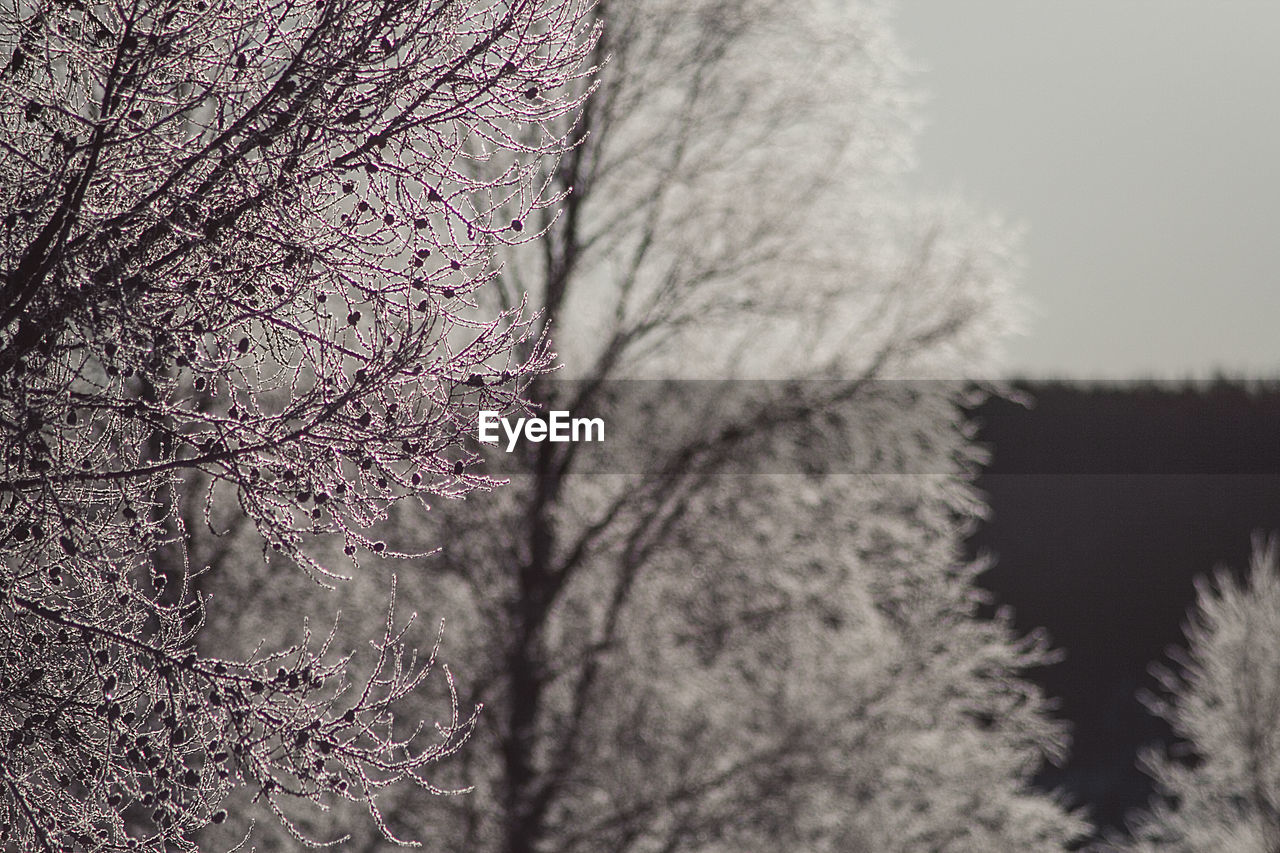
966,378,1280,836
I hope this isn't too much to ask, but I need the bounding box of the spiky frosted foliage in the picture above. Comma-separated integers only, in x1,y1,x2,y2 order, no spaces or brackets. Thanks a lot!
203,385,1087,853
492,400,1087,853
1111,537,1280,853
198,0,1087,851
0,0,597,848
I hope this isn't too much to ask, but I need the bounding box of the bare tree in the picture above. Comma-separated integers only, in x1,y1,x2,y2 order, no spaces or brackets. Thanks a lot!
205,1,1087,851
0,0,597,849
1107,535,1280,853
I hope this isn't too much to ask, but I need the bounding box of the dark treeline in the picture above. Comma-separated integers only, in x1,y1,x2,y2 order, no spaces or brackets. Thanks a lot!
967,379,1280,835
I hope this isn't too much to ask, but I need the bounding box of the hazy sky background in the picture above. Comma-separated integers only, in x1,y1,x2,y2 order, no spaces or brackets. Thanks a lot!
892,2,1280,379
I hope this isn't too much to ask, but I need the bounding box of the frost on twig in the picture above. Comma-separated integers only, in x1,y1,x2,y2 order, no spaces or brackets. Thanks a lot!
0,0,599,847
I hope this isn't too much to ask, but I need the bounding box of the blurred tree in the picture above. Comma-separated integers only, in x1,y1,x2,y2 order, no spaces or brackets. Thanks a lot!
0,0,596,849
204,0,1089,851
1109,535,1280,853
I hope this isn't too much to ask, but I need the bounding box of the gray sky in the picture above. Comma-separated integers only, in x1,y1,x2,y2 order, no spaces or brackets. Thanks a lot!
893,1,1280,379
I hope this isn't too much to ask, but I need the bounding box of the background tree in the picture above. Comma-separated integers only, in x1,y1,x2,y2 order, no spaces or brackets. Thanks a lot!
204,0,1089,850
0,0,596,849
1106,535,1280,853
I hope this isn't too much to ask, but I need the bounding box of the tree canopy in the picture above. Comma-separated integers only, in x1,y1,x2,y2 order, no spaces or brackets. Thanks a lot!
0,0,597,848
201,2,1089,851
1112,535,1280,853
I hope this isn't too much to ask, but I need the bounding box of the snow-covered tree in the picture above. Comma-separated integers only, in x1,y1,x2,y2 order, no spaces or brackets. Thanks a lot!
0,0,597,849
202,0,1089,850
1109,536,1280,853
